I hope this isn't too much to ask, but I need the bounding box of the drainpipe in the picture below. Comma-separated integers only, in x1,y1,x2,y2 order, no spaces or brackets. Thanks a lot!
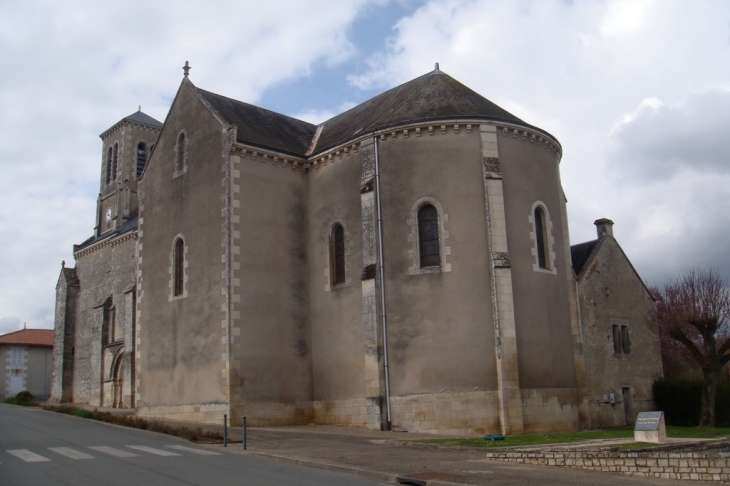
374,136,392,430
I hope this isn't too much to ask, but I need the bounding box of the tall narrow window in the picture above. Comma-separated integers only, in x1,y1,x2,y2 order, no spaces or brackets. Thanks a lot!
418,204,440,268
534,207,547,269
621,326,631,354
136,142,146,178
331,225,345,285
176,133,186,172
112,143,119,182
174,238,185,296
612,324,622,353
106,147,113,184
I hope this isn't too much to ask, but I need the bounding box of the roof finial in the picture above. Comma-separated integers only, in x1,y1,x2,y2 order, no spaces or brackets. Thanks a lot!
183,61,191,78
24,322,26,330
138,105,141,112
61,260,65,268
435,62,440,71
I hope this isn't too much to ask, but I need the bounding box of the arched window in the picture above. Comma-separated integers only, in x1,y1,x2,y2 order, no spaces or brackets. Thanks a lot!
331,225,345,285
105,147,113,184
112,143,119,182
136,142,146,178
174,238,185,297
176,133,186,172
534,207,548,269
418,204,440,268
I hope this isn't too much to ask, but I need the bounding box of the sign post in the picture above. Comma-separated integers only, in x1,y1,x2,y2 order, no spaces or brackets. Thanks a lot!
634,411,666,443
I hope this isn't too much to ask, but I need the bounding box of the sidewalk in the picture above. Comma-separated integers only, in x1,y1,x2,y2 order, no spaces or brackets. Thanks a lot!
61,405,703,485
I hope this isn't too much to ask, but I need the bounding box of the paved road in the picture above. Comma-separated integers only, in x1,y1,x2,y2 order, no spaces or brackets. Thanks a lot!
0,404,383,486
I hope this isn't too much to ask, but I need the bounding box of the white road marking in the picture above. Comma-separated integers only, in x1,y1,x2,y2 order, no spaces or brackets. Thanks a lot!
48,447,95,460
167,445,222,455
127,445,181,456
6,449,51,462
88,446,139,458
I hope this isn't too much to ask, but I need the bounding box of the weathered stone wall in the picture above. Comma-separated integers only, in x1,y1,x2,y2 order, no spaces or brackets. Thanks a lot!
577,236,662,427
486,447,730,482
50,268,79,403
70,235,137,407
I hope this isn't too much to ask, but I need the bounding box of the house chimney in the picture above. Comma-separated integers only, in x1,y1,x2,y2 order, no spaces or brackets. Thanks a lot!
594,218,614,238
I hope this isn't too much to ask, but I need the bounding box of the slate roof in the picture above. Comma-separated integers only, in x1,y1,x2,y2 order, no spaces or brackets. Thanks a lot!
123,110,163,128
0,329,54,347
311,69,534,153
196,88,317,157
74,216,138,253
192,68,556,157
570,239,600,276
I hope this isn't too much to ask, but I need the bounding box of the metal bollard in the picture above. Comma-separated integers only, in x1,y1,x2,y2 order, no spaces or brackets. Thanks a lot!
224,414,227,447
243,415,247,450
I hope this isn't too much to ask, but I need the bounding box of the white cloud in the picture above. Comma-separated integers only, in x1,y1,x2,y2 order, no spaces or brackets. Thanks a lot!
0,0,382,332
290,101,357,125
346,0,730,285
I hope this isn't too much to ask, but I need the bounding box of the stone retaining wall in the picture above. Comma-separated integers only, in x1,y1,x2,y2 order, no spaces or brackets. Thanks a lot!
486,448,730,482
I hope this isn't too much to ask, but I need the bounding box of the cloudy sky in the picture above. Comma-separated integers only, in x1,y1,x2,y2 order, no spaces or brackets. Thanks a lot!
1,0,729,334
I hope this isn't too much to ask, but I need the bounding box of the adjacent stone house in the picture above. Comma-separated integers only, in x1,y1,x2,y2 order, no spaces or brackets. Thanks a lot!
1,328,54,400
573,219,663,427
51,65,662,435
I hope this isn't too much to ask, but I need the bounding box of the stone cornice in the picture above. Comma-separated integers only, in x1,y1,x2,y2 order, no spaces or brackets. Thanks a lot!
74,229,138,260
100,120,162,141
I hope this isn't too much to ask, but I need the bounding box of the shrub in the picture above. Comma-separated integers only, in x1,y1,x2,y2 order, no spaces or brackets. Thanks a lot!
5,397,18,405
15,391,35,405
73,409,94,419
653,378,730,426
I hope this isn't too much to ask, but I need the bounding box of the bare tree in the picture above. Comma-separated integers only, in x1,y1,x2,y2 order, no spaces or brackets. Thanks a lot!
656,267,730,427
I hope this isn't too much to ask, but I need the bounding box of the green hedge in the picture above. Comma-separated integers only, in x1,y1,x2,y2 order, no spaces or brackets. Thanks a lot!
653,378,730,426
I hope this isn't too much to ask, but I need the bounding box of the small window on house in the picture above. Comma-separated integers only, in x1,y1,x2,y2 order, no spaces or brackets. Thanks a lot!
112,143,119,182
418,204,440,268
176,133,186,172
106,147,113,185
331,225,345,285
136,142,146,178
612,324,622,353
612,324,631,354
174,238,185,296
534,207,548,269
621,325,631,354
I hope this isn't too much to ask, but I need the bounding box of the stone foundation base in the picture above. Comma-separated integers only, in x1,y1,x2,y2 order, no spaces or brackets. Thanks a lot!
521,388,580,433
136,402,230,424
313,398,368,427
230,401,313,427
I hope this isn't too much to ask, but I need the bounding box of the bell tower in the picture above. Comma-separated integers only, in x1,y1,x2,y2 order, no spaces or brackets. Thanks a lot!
95,109,163,236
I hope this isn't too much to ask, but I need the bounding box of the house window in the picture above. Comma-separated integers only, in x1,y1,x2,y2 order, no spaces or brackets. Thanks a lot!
529,202,556,274
176,132,186,173
10,347,23,368
331,225,345,285
112,143,119,182
418,204,440,268
106,147,113,185
136,142,146,178
612,324,631,354
534,207,548,269
174,238,185,297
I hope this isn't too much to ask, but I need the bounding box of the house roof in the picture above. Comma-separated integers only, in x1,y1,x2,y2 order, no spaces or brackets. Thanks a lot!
0,329,54,347
100,110,163,139
196,88,317,157
123,110,163,128
74,215,138,253
311,68,549,153
570,239,600,276
192,68,558,157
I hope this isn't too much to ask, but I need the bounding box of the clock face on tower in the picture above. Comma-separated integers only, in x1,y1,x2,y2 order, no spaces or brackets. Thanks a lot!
106,208,113,222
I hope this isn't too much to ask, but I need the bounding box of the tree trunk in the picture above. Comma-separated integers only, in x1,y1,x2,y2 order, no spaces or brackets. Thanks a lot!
700,368,719,427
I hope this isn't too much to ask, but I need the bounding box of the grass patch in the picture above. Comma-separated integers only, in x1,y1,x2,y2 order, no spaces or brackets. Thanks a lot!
406,426,730,449
43,405,224,443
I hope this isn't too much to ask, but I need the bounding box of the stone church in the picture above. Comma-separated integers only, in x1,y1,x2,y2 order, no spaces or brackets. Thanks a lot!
51,65,663,435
